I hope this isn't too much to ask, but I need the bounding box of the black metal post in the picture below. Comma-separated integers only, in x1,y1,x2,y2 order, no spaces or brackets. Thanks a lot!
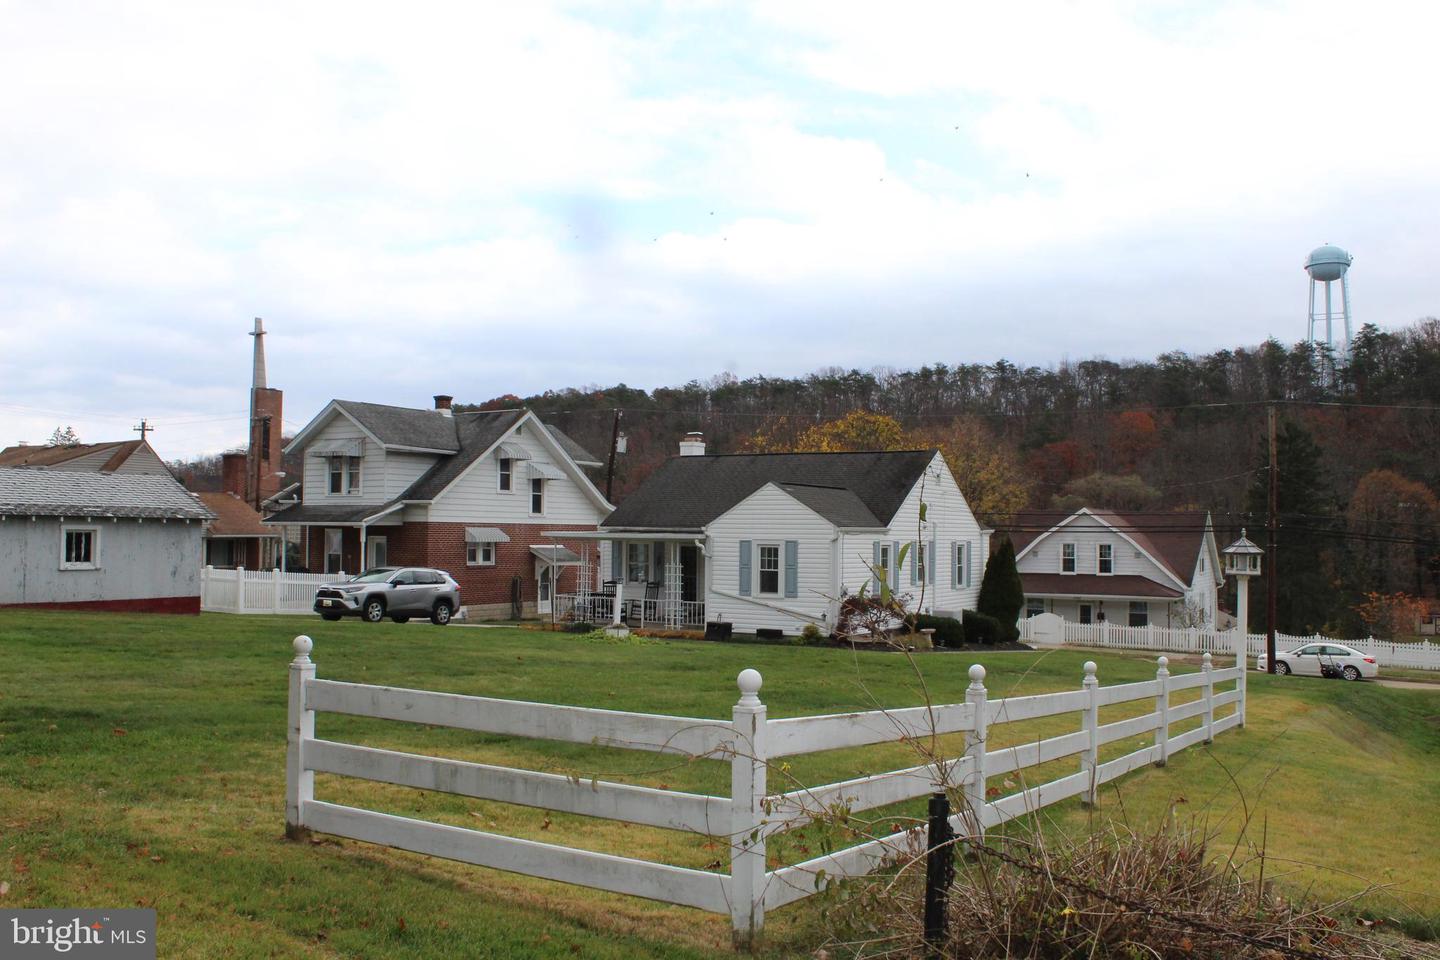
923,791,953,956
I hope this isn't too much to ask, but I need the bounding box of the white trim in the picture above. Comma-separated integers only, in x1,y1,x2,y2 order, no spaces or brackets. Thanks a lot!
529,476,545,516
466,541,496,566
1096,542,1114,576
755,542,781,596
59,523,100,570
497,457,514,493
1060,541,1076,574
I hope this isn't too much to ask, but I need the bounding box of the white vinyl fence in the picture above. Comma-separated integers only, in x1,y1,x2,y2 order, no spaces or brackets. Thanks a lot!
201,566,334,614
284,636,1244,948
1019,613,1440,671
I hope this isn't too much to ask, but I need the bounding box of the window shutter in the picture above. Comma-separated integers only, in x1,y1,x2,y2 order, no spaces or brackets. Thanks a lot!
738,540,752,596
892,540,900,590
653,542,665,582
910,541,918,585
610,540,621,580
965,541,973,587
951,541,959,589
784,540,799,598
872,541,882,594
928,537,937,585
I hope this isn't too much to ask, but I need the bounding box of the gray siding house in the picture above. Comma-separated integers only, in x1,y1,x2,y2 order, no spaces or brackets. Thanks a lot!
0,467,214,613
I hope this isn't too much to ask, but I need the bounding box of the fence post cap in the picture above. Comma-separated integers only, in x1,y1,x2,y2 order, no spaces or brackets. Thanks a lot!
1156,655,1169,670
1202,652,1212,668
736,668,763,703
968,663,986,686
292,635,313,663
1082,660,1097,678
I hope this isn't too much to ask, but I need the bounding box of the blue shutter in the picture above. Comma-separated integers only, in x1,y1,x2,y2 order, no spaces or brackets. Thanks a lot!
738,540,752,596
610,540,622,581
784,540,799,598
892,540,900,590
872,541,882,594
965,541,973,588
951,541,959,589
909,541,918,585
928,537,937,586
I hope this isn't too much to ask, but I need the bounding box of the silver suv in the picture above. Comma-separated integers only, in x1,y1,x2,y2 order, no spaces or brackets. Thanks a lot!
314,567,462,625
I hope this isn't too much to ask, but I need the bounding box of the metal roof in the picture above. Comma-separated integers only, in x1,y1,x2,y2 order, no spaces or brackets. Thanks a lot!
0,467,214,520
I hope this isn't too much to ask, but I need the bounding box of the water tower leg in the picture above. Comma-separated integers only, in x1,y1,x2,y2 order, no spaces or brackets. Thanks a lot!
1342,274,1353,351
1307,281,1316,343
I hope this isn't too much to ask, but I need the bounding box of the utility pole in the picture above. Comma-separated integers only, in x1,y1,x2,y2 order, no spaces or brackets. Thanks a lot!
605,409,622,502
1266,405,1279,675
133,419,154,442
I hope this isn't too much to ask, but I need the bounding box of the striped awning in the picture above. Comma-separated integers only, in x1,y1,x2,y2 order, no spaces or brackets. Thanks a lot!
311,439,363,457
529,461,565,480
496,442,531,460
465,526,511,543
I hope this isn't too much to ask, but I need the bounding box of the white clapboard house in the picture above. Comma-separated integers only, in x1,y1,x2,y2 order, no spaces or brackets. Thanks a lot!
1004,508,1222,628
552,433,990,636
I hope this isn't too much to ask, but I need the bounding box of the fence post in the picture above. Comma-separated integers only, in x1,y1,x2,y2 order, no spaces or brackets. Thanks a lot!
1201,652,1215,744
1236,631,1248,728
1080,661,1099,805
272,568,282,614
961,665,988,839
923,791,955,956
1153,656,1170,766
201,565,212,611
730,668,767,952
286,635,316,839
236,566,247,614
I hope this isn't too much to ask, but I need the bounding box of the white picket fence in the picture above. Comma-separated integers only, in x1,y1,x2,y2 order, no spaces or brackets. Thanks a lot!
284,636,1244,948
1019,614,1440,671
201,566,334,614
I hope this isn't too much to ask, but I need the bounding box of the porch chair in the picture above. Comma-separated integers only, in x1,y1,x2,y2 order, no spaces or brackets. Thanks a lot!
627,581,661,624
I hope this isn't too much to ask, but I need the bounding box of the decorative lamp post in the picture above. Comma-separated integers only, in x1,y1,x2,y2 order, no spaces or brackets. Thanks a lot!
1223,531,1265,725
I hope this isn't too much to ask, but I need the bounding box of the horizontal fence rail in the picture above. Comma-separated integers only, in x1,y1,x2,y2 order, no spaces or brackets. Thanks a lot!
284,638,1247,951
202,566,335,614
1018,614,1440,672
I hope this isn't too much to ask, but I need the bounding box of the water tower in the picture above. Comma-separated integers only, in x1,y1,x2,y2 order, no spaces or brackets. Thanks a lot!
1304,244,1354,356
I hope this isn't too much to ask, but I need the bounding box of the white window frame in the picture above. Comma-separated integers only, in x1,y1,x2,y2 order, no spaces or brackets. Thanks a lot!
1061,542,1076,574
878,542,892,589
346,456,361,495
328,457,343,495
626,543,650,584
1097,543,1114,576
324,528,344,574
60,524,100,571
530,477,545,515
916,541,927,585
757,543,781,596
466,541,495,566
498,457,513,492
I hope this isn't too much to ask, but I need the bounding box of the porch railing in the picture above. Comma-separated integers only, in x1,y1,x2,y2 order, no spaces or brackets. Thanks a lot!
556,593,705,628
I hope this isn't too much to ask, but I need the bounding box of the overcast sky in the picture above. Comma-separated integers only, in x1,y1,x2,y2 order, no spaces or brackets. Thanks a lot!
2,1,1437,460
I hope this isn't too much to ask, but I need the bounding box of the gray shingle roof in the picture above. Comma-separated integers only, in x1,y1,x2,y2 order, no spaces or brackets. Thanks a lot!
777,483,883,528
545,423,602,467
602,450,937,530
397,409,526,501
263,503,389,525
0,467,214,520
334,400,462,452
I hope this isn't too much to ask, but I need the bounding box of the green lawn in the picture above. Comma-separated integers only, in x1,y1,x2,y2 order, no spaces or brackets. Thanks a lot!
2,611,1438,957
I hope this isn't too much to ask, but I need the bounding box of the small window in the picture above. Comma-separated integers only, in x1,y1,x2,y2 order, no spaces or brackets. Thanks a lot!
530,477,544,514
1198,555,1206,573
1097,544,1114,575
916,542,927,584
61,527,99,570
757,544,780,595
1026,599,1045,618
328,457,343,494
324,528,343,573
1061,543,1076,574
346,457,361,495
626,543,650,583
953,542,965,588
1128,601,1148,627
467,542,495,566
498,458,512,491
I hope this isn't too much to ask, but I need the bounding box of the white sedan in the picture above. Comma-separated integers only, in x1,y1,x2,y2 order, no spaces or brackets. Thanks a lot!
1255,643,1378,680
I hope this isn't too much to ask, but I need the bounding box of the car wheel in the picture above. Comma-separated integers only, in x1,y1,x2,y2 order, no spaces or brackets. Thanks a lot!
362,598,386,623
1342,665,1361,681
321,613,343,622
391,615,410,624
430,601,453,626
1275,661,1290,675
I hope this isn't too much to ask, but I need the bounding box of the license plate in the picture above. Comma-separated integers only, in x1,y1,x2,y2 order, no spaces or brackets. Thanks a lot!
322,599,333,606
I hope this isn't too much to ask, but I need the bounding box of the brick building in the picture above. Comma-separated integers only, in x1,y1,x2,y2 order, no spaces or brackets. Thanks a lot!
265,396,609,619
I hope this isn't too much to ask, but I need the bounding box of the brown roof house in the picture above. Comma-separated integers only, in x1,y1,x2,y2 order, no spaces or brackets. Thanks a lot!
197,491,282,569
0,439,171,474
1000,508,1222,629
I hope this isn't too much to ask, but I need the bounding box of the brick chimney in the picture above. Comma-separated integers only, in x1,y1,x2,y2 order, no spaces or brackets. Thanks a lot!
679,431,706,456
434,394,453,417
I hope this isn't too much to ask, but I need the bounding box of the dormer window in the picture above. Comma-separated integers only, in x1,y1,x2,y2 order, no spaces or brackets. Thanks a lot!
327,455,361,495
1061,543,1076,574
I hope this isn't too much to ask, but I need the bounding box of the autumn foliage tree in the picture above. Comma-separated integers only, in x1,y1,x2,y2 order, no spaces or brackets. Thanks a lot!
1346,469,1438,595
1353,591,1428,639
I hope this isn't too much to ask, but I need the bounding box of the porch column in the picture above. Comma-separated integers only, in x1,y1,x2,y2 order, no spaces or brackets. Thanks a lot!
664,541,683,628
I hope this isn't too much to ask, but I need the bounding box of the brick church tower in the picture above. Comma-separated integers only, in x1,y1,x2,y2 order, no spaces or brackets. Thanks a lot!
222,318,284,508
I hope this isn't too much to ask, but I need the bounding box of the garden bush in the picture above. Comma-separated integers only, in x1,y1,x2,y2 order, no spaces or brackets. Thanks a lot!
911,613,965,647
963,609,1005,645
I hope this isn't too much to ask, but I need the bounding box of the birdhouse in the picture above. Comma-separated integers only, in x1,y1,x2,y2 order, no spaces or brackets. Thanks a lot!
1222,530,1264,577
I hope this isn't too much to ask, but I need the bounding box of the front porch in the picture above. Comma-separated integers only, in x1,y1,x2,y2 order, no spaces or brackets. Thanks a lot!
547,530,707,629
